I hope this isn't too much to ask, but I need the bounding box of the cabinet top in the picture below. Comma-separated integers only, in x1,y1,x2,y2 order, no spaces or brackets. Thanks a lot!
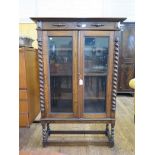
31,17,126,22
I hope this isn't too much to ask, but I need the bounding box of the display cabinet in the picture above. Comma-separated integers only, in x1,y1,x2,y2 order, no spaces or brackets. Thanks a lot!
31,17,126,147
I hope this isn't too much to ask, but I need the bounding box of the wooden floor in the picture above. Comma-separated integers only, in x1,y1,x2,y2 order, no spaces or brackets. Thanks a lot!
19,96,135,155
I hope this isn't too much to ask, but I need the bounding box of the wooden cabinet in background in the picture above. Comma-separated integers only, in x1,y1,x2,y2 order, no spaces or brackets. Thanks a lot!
117,22,135,94
19,47,40,127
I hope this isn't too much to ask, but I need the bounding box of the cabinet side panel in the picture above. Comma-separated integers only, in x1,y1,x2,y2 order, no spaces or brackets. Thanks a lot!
106,32,114,118
37,30,46,117
42,31,49,117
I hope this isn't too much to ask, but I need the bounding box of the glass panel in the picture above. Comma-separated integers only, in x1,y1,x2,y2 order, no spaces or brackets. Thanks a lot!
84,37,109,113
48,37,73,113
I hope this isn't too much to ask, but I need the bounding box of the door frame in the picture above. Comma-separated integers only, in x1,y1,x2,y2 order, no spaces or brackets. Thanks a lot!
78,31,114,119
42,31,78,118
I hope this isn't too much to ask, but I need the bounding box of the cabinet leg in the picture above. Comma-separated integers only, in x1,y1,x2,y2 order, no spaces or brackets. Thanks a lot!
41,122,47,147
109,124,115,147
105,124,109,136
47,123,51,136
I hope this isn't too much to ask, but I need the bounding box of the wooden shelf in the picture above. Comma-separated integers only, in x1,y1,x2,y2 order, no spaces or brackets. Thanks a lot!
50,74,72,76
85,97,105,100
52,47,72,51
85,47,108,52
52,97,105,100
50,73,107,76
53,97,72,100
84,73,107,76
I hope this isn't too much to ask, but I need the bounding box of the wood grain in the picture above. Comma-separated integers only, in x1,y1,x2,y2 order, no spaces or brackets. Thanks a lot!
79,31,114,119
19,48,40,127
32,18,126,146
43,31,79,118
19,96,134,155
117,22,135,94
19,49,27,88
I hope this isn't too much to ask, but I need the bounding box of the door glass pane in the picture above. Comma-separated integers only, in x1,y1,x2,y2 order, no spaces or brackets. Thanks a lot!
84,37,109,113
48,37,73,113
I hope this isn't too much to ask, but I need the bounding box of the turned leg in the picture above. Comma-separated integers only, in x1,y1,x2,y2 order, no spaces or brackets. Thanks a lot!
41,122,47,147
47,123,51,136
109,124,115,147
105,124,109,136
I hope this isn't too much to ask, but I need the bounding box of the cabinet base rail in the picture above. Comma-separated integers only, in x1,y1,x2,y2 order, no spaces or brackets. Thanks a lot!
41,121,115,147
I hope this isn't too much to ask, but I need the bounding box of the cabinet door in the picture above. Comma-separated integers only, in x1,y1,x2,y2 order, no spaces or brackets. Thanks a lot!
43,31,78,118
79,31,114,118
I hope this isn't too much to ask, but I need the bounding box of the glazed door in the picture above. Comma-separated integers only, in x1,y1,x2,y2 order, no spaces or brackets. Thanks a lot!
44,31,78,118
78,31,114,119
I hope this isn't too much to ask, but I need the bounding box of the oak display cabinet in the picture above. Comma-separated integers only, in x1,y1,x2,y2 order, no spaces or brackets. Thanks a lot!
31,17,126,147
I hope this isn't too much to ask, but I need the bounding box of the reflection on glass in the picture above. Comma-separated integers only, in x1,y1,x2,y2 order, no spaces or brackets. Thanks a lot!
84,37,109,113
48,37,73,113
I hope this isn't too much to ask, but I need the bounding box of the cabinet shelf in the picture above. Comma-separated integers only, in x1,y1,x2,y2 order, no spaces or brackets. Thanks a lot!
52,97,105,100
51,47,72,51
85,97,105,100
84,73,107,76
50,73,107,76
52,97,72,100
85,47,108,52
50,74,72,76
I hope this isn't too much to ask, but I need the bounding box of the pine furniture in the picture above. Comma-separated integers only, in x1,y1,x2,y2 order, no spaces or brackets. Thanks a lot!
19,47,40,127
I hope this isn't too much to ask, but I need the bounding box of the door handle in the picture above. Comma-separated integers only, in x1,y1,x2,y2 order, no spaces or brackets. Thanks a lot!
91,23,104,27
52,24,66,27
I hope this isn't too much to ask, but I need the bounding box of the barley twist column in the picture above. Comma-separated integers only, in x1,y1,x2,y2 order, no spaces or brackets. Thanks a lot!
112,37,119,111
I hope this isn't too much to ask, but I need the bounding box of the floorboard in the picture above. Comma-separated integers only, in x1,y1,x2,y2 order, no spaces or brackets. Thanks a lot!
19,96,135,155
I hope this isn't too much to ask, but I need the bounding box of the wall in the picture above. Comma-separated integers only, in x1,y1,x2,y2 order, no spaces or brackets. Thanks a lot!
19,23,37,48
19,0,135,48
19,0,135,23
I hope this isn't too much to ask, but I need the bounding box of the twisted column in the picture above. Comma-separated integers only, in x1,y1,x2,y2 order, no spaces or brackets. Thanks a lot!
109,124,115,147
112,37,119,111
41,122,47,146
38,35,45,112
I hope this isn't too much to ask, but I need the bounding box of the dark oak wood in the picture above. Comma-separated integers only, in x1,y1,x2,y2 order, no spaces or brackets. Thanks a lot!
40,118,115,123
31,17,126,31
118,22,135,94
42,31,78,118
19,48,40,127
46,140,111,146
111,37,119,112
79,31,114,119
48,130,106,134
32,17,126,147
31,17,126,22
39,22,117,31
